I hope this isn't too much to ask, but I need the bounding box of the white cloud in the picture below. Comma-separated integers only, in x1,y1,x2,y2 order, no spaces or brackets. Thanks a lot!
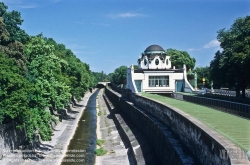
109,12,145,18
203,39,220,49
187,39,221,53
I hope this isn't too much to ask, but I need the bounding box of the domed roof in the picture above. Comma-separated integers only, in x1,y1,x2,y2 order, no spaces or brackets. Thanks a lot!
144,45,164,52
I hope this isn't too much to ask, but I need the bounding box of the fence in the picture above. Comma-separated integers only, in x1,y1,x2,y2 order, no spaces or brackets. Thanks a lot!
206,89,250,98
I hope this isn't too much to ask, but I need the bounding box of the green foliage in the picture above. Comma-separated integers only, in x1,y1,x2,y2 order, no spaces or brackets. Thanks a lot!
111,66,127,85
210,51,225,88
92,71,111,85
193,66,211,88
211,16,250,96
0,7,28,73
96,139,105,146
94,148,108,156
44,37,95,100
166,48,196,70
0,53,31,123
133,65,138,69
0,2,29,43
0,17,9,42
25,36,71,110
98,111,102,116
23,108,55,141
0,2,96,143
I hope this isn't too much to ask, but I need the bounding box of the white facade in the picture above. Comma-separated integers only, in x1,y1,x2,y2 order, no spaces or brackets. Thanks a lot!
126,45,194,93
138,54,171,69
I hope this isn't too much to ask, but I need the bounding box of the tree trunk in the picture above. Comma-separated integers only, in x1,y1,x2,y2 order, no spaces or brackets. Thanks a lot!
71,95,76,106
235,83,240,97
241,86,246,98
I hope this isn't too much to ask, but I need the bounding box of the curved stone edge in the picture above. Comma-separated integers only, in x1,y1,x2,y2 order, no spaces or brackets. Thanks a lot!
137,94,250,165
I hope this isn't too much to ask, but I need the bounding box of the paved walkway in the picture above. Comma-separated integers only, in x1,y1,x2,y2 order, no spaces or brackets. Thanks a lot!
95,89,130,165
1,90,94,165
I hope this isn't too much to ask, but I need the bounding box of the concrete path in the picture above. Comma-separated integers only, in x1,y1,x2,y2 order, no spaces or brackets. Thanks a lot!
95,89,130,165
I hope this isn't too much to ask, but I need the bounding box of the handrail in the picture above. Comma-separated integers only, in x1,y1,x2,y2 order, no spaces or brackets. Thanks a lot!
205,89,250,98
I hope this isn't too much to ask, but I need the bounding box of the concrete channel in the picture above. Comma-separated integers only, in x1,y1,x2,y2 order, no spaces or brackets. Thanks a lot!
61,88,160,165
96,89,161,165
61,89,100,165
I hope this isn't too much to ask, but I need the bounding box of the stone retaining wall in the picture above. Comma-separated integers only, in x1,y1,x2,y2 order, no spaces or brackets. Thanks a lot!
0,121,28,160
105,87,240,165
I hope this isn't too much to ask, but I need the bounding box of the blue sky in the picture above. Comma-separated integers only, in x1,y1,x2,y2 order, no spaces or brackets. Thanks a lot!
2,0,250,73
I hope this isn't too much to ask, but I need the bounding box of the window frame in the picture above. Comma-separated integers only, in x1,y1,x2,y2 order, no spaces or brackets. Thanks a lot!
148,76,169,87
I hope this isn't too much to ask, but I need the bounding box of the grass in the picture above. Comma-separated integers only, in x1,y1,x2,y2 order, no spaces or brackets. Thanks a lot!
98,111,102,116
141,92,250,151
96,139,105,146
94,148,108,156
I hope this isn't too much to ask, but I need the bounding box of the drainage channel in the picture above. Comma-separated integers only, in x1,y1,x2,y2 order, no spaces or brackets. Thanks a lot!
61,89,99,165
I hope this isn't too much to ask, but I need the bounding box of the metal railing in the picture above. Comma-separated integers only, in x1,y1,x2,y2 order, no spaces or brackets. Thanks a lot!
183,95,250,119
205,89,250,98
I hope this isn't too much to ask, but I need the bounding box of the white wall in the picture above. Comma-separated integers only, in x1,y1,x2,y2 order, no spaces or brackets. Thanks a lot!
139,55,171,69
132,71,183,92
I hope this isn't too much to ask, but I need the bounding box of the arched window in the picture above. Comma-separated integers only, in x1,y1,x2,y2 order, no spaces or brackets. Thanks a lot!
166,59,168,65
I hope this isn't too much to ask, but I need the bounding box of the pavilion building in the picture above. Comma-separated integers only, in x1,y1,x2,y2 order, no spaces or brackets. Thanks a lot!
126,45,194,94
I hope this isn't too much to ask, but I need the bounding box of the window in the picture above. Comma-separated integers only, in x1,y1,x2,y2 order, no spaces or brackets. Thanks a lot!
155,59,159,65
149,76,169,87
144,59,147,66
166,59,168,65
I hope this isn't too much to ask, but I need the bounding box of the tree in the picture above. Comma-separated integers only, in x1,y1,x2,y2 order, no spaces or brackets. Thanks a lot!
43,37,95,101
92,71,111,84
0,2,97,142
0,52,32,124
166,48,196,70
0,2,29,43
210,50,235,89
133,65,138,69
216,16,250,97
0,2,29,73
25,36,71,111
111,66,127,85
193,66,211,88
24,36,71,141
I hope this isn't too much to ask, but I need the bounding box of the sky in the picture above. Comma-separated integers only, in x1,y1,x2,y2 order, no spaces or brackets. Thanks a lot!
2,0,250,74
